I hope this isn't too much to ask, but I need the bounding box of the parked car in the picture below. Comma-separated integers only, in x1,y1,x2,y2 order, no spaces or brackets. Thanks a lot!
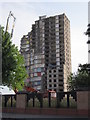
0,85,15,95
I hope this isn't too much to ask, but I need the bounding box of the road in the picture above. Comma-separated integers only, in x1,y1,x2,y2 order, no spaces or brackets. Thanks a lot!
0,113,88,120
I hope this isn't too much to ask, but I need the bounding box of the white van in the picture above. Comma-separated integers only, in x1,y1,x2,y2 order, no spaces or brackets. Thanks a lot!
0,85,15,95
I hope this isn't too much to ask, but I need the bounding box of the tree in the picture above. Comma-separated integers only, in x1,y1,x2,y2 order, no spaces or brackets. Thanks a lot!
85,24,90,53
67,64,90,91
1,26,27,90
67,24,90,91
67,73,76,91
85,23,90,36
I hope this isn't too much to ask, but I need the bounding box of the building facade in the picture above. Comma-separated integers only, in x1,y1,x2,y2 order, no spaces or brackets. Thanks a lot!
20,33,31,80
20,13,71,92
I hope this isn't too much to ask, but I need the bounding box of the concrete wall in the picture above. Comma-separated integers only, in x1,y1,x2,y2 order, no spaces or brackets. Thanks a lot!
16,91,90,110
77,91,90,110
2,91,90,117
16,94,27,109
0,95,2,119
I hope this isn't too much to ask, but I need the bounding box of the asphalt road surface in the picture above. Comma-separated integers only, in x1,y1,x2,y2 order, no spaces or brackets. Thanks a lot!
0,113,88,120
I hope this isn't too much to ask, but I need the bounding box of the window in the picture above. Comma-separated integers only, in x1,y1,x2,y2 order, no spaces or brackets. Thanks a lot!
49,75,51,77
56,53,59,57
31,61,33,65
49,79,52,82
55,28,59,32
56,62,60,66
34,68,37,72
34,73,37,77
59,75,63,77
58,69,63,72
42,34,45,37
54,84,56,87
55,16,59,20
54,89,56,91
60,89,63,91
49,84,52,87
59,79,63,82
41,72,44,76
54,70,56,72
31,74,33,77
42,26,44,30
37,68,41,72
59,84,63,87
56,49,59,53
55,24,59,28
56,36,59,39
37,81,41,85
54,79,56,82
35,81,41,85
26,44,29,47
56,58,60,62
42,42,45,46
56,40,59,44
55,19,59,23
56,32,59,36
56,44,59,49
54,75,56,77
37,72,41,76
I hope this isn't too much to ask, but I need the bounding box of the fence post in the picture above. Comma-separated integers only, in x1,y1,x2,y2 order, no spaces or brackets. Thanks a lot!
48,92,51,107
67,93,70,108
11,96,13,107
4,96,7,107
77,91,89,110
33,93,35,107
40,94,43,108
16,91,27,109
57,92,60,108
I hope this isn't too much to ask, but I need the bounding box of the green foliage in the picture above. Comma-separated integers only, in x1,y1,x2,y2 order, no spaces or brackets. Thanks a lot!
27,97,76,108
1,26,27,90
85,24,90,36
67,64,90,91
67,73,76,91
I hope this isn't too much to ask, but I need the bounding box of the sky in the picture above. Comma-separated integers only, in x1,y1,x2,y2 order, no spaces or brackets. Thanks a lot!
0,1,89,73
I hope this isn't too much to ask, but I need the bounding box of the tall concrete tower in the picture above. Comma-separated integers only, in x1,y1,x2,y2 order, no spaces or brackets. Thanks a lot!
29,14,71,92
88,1,90,63
20,14,71,92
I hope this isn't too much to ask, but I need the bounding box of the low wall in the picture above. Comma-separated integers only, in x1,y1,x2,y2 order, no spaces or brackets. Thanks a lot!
16,93,27,109
77,91,90,110
2,108,89,117
2,91,90,117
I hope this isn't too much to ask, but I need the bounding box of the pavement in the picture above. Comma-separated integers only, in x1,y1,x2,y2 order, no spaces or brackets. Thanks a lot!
0,113,88,120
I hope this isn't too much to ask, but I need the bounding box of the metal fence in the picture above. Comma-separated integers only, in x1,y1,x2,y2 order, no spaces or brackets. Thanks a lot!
2,91,77,108
2,95,16,107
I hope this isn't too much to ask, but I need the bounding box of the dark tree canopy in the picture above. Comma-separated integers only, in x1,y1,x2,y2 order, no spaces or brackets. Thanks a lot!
67,64,90,91
85,24,90,36
1,26,27,90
